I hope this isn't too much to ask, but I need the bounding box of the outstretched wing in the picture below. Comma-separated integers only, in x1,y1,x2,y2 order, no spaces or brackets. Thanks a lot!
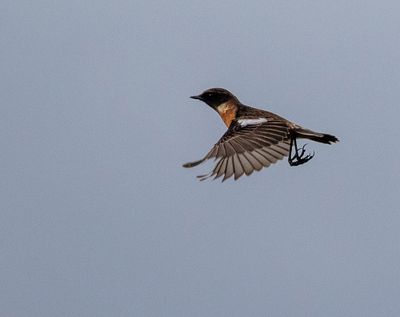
183,118,291,181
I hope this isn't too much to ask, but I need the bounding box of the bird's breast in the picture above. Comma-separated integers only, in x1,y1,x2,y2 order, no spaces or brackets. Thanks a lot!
216,102,237,127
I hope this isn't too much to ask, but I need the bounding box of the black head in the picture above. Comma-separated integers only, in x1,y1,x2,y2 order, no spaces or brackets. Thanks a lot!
190,88,238,109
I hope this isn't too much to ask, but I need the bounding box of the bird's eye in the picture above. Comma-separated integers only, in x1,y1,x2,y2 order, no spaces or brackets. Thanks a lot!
208,93,213,97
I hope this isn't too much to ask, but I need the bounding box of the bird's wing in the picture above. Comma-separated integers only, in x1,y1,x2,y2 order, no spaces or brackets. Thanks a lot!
183,118,291,181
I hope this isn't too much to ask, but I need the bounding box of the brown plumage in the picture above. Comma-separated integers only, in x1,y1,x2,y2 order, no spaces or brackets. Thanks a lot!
183,88,338,181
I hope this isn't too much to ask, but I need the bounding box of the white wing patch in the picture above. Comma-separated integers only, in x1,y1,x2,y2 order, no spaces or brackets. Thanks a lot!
237,118,268,127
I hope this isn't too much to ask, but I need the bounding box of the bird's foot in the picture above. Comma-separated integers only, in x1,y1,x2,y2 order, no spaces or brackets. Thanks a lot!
288,143,315,166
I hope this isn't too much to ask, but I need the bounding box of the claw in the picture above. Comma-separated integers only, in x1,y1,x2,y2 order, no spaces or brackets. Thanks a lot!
288,139,315,166
298,143,308,157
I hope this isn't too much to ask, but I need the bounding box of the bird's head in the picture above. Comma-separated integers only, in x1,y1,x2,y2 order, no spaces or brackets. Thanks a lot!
190,88,238,110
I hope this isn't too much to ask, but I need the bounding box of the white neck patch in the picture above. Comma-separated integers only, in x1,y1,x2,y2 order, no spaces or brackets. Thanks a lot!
237,118,268,127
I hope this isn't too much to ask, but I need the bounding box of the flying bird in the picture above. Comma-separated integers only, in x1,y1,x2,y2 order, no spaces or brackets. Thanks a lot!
183,88,338,181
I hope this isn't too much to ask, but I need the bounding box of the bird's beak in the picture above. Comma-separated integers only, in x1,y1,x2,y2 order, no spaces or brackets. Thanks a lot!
190,95,203,101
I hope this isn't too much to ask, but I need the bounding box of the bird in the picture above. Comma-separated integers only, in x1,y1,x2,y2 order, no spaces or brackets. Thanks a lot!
183,88,338,181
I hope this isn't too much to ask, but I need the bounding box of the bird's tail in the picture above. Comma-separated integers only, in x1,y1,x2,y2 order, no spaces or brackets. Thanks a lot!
295,128,339,144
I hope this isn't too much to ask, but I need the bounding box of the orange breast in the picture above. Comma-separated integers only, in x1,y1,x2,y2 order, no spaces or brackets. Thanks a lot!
217,102,237,127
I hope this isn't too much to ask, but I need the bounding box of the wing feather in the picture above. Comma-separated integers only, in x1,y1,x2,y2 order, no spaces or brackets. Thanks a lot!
184,117,292,181
223,156,234,181
233,154,245,180
238,153,254,175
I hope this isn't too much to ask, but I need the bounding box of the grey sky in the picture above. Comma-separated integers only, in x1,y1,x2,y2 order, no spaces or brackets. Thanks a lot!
1,1,400,316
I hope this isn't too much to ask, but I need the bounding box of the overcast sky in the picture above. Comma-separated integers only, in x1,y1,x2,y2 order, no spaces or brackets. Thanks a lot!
2,1,400,316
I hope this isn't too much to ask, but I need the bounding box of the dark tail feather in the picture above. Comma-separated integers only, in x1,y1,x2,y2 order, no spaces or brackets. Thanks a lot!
296,128,339,144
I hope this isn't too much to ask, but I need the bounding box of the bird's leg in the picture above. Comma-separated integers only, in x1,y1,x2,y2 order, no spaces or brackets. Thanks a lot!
288,136,315,166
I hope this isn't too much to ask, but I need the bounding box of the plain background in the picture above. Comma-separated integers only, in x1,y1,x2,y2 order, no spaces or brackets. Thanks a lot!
1,1,400,316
